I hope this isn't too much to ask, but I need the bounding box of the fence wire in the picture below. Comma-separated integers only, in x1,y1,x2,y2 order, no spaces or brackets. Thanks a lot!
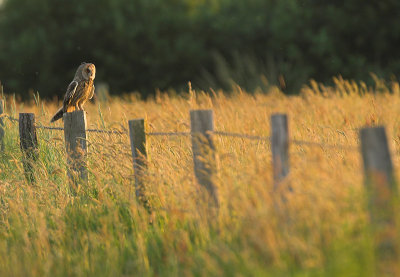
3,115,125,135
146,132,190,137
214,132,358,151
214,131,270,141
290,139,359,151
145,130,357,151
36,125,64,131
2,113,359,151
86,128,125,135
145,130,270,140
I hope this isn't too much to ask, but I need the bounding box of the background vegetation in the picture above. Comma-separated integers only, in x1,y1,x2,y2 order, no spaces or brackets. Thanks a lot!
0,0,399,98
0,79,400,276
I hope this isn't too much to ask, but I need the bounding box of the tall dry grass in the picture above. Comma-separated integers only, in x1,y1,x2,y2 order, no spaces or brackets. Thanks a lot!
0,77,400,276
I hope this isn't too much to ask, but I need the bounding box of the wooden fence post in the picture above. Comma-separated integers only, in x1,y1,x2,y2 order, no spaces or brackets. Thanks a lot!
19,113,38,183
190,109,218,205
360,126,398,275
271,114,289,188
64,111,88,188
0,100,4,151
128,119,148,203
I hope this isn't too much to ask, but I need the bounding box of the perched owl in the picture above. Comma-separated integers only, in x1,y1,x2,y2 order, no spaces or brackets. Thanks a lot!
50,63,96,122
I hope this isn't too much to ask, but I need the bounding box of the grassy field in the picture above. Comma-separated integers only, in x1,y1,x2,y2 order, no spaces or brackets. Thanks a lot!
0,77,400,276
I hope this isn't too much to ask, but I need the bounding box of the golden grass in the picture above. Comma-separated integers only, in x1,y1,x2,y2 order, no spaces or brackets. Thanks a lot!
0,77,400,276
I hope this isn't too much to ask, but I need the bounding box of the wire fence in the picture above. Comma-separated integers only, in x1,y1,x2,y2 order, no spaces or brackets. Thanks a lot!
36,125,64,131
147,131,190,137
2,113,359,152
145,130,358,151
3,114,125,135
290,139,358,151
214,131,270,141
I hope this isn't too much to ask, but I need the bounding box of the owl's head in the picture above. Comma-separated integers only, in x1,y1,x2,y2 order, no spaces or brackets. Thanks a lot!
77,63,96,80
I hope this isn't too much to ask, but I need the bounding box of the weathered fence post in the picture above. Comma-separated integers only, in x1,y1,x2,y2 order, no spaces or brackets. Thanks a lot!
19,113,38,183
271,114,289,188
128,119,148,203
0,100,5,151
360,126,398,275
64,111,88,189
190,109,218,205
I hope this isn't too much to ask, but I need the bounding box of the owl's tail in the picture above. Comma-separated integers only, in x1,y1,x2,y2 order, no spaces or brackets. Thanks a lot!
50,107,64,123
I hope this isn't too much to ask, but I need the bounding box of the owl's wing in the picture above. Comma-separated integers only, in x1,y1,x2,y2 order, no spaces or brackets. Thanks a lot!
63,81,78,107
89,85,95,99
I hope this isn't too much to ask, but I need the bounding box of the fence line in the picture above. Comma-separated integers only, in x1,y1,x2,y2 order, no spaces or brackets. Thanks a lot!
2,113,360,151
3,114,125,134
146,130,358,152
36,125,64,131
290,139,359,151
86,128,125,135
214,131,270,141
146,131,190,137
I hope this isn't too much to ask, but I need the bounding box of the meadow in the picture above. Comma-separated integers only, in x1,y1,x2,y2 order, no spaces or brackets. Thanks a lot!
0,77,400,276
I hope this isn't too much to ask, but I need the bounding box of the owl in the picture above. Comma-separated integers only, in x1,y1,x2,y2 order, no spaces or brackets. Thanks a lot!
50,63,96,122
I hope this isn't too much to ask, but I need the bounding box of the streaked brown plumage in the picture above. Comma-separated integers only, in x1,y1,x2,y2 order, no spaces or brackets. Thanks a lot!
50,63,96,122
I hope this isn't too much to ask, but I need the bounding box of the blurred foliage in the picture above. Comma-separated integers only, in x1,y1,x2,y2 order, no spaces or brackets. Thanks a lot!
0,0,399,98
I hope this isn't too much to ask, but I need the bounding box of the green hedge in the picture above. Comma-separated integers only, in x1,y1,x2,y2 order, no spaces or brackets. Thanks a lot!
0,0,399,98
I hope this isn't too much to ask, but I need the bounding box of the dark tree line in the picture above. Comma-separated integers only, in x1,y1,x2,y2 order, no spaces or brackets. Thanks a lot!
0,0,399,98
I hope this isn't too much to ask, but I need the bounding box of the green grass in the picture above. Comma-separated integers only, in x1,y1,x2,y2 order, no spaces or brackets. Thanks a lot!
0,78,399,276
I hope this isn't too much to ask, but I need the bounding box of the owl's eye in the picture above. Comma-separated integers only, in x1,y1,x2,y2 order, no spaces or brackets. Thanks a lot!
86,68,91,73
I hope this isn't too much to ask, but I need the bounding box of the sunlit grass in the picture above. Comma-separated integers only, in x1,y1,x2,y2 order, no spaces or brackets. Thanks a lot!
0,77,399,276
